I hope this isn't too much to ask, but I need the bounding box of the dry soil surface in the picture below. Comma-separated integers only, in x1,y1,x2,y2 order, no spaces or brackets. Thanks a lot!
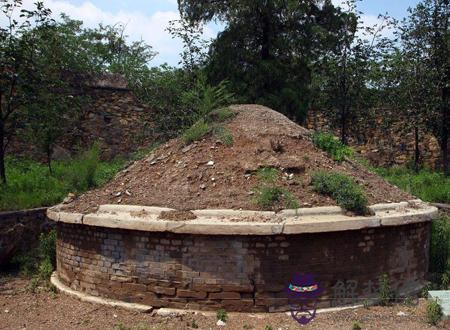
1,277,448,330
66,104,412,214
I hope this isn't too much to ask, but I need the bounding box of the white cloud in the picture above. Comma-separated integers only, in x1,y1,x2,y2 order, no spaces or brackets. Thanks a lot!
3,0,217,66
331,0,394,39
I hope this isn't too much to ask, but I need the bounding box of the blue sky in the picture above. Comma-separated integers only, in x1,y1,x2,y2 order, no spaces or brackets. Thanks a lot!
29,1,422,66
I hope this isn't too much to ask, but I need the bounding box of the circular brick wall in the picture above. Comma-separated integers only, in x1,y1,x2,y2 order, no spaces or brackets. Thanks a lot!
56,220,431,312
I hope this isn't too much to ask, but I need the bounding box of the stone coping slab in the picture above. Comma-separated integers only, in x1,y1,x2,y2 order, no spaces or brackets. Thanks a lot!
47,200,438,235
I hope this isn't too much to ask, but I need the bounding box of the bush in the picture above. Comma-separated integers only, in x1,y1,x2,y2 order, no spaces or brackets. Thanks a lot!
182,118,210,145
378,274,394,306
253,167,299,210
62,143,101,191
254,186,299,210
256,167,279,183
351,321,362,330
12,229,56,284
216,309,228,322
430,215,450,275
312,132,353,162
376,167,450,204
426,299,442,325
208,107,236,122
311,171,369,215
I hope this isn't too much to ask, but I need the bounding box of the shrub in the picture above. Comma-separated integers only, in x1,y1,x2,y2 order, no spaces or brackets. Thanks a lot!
311,171,369,215
216,309,228,322
426,299,442,325
312,132,353,162
62,143,101,191
182,118,210,145
256,167,279,183
430,215,450,275
254,186,299,210
378,274,394,306
208,107,236,122
351,321,362,330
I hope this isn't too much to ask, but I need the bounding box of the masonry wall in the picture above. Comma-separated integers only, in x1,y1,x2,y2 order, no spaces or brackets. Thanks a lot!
9,86,155,161
56,221,431,312
0,208,53,266
306,108,442,169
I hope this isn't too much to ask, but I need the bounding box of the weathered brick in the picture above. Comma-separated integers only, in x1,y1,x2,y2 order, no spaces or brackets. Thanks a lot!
177,290,207,299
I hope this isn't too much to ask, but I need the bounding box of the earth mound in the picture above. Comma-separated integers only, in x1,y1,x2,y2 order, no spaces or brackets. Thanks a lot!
67,104,412,214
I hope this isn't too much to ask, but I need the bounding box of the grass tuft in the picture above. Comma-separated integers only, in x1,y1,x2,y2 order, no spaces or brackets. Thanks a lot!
208,107,235,123
182,118,210,145
311,171,369,215
312,132,353,162
213,125,234,146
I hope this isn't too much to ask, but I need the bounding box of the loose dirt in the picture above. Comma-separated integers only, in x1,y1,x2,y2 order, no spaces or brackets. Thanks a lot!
66,104,412,214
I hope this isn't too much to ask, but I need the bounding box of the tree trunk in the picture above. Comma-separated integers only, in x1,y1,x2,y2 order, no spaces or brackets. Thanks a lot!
443,123,449,176
414,126,420,172
341,105,347,145
46,146,53,175
0,121,6,185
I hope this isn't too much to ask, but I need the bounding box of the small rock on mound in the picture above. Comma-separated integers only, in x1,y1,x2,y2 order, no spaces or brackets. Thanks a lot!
66,104,412,213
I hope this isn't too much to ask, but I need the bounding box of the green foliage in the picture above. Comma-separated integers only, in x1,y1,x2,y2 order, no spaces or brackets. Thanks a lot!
311,171,369,215
216,309,228,322
264,326,273,330
207,107,236,122
178,0,346,121
312,132,353,162
135,67,234,141
212,126,234,146
376,167,450,204
182,119,210,145
64,144,101,191
114,324,129,330
0,147,126,211
190,320,199,329
430,216,450,275
351,321,362,330
256,167,279,184
378,274,394,306
12,229,57,289
254,186,299,210
253,167,299,210
426,299,442,325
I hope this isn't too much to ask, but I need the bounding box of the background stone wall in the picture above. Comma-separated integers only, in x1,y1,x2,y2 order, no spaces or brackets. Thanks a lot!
306,109,442,169
9,75,156,161
57,221,430,312
0,208,52,266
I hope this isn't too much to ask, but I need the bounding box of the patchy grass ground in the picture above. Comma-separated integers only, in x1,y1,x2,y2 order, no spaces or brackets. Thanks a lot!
0,276,448,330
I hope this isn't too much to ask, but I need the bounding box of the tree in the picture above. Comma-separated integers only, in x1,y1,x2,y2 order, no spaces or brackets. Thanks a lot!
397,0,449,174
177,0,345,122
313,0,393,144
0,0,53,184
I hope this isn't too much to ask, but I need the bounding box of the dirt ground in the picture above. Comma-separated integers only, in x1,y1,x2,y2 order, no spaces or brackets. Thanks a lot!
1,276,448,330
67,104,412,214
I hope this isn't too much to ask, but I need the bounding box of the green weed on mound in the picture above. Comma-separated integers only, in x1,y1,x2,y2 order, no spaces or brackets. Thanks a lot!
311,171,369,215
312,132,353,162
